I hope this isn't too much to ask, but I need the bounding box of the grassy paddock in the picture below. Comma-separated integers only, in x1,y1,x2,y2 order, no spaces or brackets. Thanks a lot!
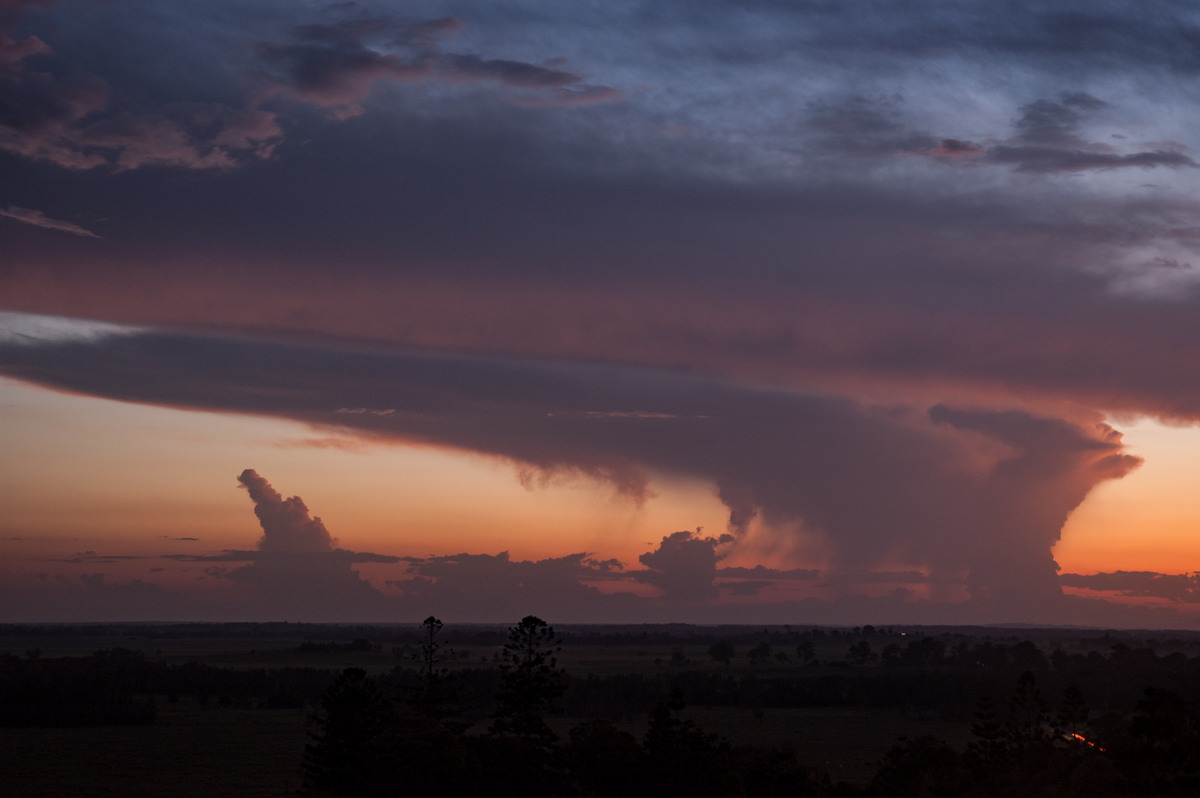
0,701,308,797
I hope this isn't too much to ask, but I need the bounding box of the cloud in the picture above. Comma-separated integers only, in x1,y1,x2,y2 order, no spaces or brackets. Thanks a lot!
0,204,99,237
990,146,1195,173
634,530,732,601
801,96,937,158
164,549,399,565
1060,570,1200,603
928,138,986,158
0,15,108,167
257,13,620,117
982,92,1197,174
173,469,395,619
391,551,633,622
336,407,395,416
717,565,821,580
0,327,1141,614
236,468,334,553
1013,92,1108,148
821,570,944,585
719,579,772,597
7,2,1200,627
49,552,145,564
0,4,279,170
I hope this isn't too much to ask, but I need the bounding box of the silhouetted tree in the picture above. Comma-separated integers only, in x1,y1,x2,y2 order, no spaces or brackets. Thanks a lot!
1009,640,1048,671
420,616,444,684
1056,681,1089,737
561,719,644,797
847,640,876,665
868,735,965,797
415,615,453,713
642,688,739,797
1005,671,1048,749
708,640,735,665
490,615,565,746
966,694,1009,773
748,640,772,664
302,668,396,795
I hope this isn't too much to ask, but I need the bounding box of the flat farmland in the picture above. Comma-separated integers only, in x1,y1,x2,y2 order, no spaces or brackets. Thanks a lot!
0,702,308,797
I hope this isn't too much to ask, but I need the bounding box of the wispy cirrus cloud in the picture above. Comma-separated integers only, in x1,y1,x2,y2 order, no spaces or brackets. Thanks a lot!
0,205,99,237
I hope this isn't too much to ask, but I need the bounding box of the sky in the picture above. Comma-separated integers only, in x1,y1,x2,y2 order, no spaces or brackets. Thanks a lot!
4,0,1200,626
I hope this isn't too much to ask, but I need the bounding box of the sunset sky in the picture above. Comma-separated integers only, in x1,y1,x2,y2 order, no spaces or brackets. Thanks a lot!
5,0,1200,626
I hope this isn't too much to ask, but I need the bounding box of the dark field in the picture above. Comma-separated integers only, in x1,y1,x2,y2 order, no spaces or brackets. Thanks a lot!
0,703,307,796
3,622,1200,796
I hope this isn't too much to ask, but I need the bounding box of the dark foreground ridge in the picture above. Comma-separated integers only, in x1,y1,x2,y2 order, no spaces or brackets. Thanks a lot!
3,621,1200,795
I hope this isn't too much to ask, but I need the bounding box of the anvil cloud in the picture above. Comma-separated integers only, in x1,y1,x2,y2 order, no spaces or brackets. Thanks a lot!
3,0,1200,624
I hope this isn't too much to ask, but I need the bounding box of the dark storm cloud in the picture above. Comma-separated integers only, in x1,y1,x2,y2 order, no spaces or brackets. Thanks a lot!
0,326,1141,614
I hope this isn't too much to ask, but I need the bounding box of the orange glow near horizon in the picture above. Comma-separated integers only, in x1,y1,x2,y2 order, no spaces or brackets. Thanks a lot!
1056,417,1200,575
7,376,1200,598
0,378,731,577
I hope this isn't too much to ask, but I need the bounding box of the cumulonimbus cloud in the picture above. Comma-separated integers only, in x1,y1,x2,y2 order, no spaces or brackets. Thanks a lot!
157,469,395,619
236,468,335,553
0,324,1142,613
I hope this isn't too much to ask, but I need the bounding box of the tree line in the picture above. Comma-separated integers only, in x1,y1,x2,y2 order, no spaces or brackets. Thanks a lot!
300,617,1200,797
5,621,1200,794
